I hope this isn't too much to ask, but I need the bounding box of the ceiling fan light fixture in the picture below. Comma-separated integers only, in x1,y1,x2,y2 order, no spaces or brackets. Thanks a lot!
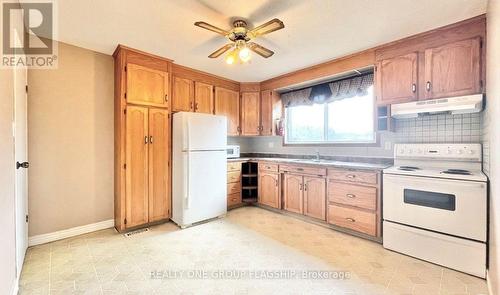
225,49,237,65
239,46,251,63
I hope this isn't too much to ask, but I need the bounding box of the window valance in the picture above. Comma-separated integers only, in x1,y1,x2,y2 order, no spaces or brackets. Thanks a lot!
281,73,374,108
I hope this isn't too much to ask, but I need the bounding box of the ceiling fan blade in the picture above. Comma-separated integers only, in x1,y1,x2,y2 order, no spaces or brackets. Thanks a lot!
247,42,274,58
208,44,233,58
194,21,229,36
249,18,284,37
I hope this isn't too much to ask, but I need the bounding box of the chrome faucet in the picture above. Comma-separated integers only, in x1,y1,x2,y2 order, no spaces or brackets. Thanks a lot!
314,151,320,162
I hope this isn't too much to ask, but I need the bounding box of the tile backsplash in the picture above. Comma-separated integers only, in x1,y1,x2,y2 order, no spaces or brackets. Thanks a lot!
394,113,482,143
228,112,484,160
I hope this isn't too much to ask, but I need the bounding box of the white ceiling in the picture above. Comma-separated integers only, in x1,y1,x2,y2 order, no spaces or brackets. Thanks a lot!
53,0,487,82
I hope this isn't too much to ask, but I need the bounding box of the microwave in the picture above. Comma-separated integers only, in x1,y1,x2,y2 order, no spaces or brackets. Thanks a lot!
226,145,240,158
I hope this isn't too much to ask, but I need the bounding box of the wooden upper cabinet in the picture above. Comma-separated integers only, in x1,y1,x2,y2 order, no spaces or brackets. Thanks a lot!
376,52,418,105
194,82,214,114
424,37,481,99
283,174,303,214
148,108,170,222
214,87,240,136
241,92,260,136
125,106,149,228
126,63,169,108
303,176,326,220
258,172,280,209
172,76,194,112
260,90,281,136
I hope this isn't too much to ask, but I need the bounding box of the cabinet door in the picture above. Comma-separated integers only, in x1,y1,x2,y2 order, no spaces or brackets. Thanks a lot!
194,82,214,114
283,174,303,214
241,92,260,136
125,106,149,227
424,38,481,99
172,76,194,112
303,176,326,220
214,87,240,136
126,63,169,108
148,108,170,222
258,172,280,208
260,90,281,136
376,53,418,105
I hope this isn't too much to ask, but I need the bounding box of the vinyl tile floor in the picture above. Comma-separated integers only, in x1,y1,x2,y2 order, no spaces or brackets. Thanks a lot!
19,206,489,295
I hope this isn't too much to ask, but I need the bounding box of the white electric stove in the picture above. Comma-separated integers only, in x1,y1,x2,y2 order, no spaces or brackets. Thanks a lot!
383,143,488,278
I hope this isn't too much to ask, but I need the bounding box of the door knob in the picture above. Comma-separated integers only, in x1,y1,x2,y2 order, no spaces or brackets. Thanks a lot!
16,161,29,169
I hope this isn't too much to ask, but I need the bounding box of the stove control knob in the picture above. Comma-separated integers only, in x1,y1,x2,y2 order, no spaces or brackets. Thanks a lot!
457,150,463,154
468,150,474,155
399,149,404,154
446,150,452,154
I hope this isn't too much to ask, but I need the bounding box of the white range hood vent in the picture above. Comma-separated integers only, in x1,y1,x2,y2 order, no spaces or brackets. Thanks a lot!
391,94,484,119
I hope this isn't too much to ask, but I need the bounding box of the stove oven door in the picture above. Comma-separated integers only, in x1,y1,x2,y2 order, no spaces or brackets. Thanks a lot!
383,174,487,242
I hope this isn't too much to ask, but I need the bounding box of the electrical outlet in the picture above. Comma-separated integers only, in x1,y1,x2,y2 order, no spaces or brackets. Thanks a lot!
268,141,274,148
384,141,392,150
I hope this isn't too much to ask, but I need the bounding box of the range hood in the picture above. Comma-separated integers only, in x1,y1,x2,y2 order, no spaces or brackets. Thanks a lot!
391,94,484,119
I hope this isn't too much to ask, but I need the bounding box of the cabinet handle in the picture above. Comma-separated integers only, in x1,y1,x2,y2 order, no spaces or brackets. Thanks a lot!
195,102,199,111
296,168,304,171
190,101,194,110
304,184,308,191
346,193,356,198
275,179,278,187
346,174,356,179
412,83,416,93
165,94,168,102
144,136,148,144
149,136,153,144
299,184,303,191
345,217,356,222
426,81,431,91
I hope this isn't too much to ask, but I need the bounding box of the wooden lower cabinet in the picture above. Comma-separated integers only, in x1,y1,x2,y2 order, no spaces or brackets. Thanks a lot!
258,172,280,208
124,106,171,229
283,174,304,214
227,162,242,208
147,109,170,222
328,205,376,236
125,106,149,227
303,176,326,220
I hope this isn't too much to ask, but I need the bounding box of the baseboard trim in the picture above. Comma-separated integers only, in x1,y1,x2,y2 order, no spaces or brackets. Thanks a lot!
487,270,494,295
28,219,114,246
11,275,19,295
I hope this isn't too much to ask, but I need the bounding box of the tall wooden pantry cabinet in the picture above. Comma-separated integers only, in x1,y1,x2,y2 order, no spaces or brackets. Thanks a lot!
113,45,172,231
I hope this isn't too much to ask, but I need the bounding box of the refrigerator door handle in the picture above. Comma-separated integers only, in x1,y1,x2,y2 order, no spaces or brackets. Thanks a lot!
185,119,191,209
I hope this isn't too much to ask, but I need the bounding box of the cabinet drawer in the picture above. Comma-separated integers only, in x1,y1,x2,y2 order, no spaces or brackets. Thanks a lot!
279,165,326,176
227,182,241,195
328,181,377,211
227,193,242,207
328,205,376,236
227,162,242,172
259,162,278,172
328,169,378,185
227,171,241,183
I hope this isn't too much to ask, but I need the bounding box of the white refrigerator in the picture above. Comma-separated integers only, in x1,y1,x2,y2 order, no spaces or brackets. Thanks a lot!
172,112,227,228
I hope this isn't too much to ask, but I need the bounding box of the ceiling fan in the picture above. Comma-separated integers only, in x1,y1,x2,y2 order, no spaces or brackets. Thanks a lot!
194,18,284,64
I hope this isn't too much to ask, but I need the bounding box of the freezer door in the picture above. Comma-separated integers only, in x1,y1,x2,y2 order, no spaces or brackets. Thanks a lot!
183,113,227,151
182,150,227,225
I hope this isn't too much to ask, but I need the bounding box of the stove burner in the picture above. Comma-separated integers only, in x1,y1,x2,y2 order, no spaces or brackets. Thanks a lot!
442,169,472,175
398,166,420,171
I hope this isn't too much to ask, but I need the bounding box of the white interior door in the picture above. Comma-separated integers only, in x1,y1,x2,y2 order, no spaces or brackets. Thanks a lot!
14,63,28,276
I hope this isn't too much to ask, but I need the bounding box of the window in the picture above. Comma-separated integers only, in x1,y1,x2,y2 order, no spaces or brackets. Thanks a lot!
285,86,375,144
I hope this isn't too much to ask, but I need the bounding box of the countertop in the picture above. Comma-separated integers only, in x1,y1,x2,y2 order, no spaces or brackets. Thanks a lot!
227,157,391,170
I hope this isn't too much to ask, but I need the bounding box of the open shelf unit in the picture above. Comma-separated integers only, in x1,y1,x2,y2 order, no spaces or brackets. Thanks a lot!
241,162,258,202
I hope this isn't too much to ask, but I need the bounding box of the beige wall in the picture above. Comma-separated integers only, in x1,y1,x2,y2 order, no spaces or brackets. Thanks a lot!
486,0,500,293
0,66,17,295
28,41,114,236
